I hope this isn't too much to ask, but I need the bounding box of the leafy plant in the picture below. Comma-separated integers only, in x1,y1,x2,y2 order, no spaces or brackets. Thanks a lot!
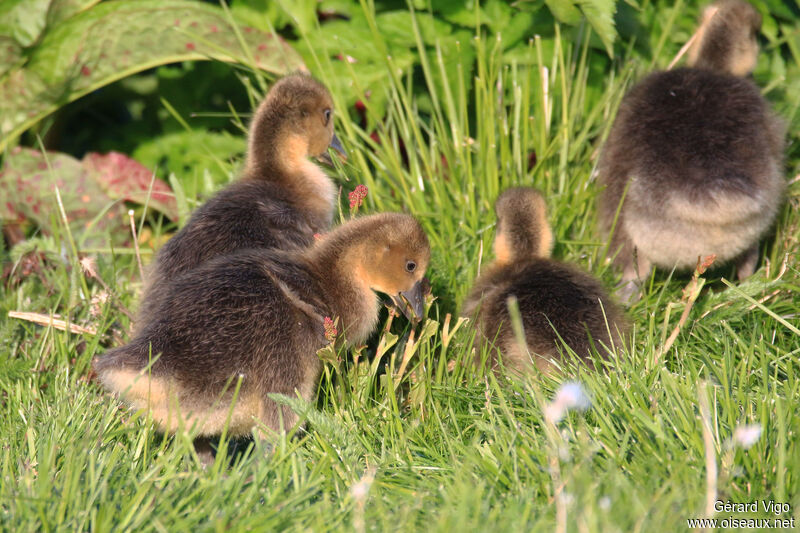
132,129,246,202
0,147,176,246
0,146,128,246
231,0,619,126
0,0,304,150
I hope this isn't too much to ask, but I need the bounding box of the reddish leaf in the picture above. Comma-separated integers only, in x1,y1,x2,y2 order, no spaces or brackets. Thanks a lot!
83,151,178,221
0,147,128,246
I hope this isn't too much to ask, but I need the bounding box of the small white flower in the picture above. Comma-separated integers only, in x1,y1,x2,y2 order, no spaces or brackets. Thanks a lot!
350,468,376,502
351,480,370,501
544,381,591,423
732,424,762,449
555,382,591,410
89,291,109,317
543,402,567,424
599,496,611,511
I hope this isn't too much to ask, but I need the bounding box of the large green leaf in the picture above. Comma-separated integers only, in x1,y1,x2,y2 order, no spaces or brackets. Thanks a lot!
0,0,304,150
432,0,485,28
0,0,105,79
275,0,318,36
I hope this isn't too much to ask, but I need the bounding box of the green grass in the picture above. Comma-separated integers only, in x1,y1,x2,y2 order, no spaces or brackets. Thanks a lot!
2,2,800,531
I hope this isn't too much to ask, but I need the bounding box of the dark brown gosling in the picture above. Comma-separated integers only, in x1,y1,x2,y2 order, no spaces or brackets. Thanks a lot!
597,0,785,301
94,213,429,442
463,188,626,374
136,72,345,330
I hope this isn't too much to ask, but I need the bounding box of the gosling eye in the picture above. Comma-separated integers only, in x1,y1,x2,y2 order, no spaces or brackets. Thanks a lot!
405,260,417,273
323,109,332,125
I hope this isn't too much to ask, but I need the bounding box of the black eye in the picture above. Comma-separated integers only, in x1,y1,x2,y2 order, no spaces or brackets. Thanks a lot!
323,109,331,125
405,260,416,273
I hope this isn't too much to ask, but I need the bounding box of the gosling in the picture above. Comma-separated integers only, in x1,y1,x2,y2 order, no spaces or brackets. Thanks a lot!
94,213,430,440
597,0,785,300
136,72,345,329
463,188,626,374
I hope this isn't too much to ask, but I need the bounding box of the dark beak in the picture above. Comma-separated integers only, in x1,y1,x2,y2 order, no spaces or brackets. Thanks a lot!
319,133,347,166
390,278,430,322
330,133,346,157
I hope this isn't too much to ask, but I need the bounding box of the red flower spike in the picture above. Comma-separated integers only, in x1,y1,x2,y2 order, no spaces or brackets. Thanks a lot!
324,317,338,342
348,184,368,212
698,254,717,275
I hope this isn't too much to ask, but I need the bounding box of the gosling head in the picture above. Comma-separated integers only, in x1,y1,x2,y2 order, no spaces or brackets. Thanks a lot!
687,0,761,76
493,187,553,266
246,72,345,176
313,213,430,323
357,214,431,321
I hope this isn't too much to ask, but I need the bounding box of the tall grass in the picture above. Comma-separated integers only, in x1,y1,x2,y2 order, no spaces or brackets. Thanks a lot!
1,1,799,531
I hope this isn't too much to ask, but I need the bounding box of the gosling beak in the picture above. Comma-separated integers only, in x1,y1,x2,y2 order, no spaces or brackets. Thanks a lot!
330,133,346,157
319,133,347,166
390,278,430,322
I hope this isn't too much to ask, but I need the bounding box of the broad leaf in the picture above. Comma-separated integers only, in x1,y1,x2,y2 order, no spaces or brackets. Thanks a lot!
375,11,453,45
275,0,318,36
542,0,617,56
0,147,128,246
83,151,179,221
0,0,304,149
432,0,486,28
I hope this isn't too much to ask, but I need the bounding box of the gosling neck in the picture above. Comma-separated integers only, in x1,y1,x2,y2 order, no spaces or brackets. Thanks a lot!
246,128,336,230
687,6,757,76
305,234,380,346
493,220,553,268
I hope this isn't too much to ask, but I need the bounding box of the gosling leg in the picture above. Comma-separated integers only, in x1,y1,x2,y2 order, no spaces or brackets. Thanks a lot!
735,244,760,280
193,436,216,467
617,248,651,304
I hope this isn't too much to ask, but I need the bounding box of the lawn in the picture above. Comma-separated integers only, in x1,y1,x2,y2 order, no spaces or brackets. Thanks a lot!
1,1,799,531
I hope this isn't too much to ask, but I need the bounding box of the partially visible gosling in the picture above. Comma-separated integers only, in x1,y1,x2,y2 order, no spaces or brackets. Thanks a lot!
463,188,626,373
598,0,785,300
